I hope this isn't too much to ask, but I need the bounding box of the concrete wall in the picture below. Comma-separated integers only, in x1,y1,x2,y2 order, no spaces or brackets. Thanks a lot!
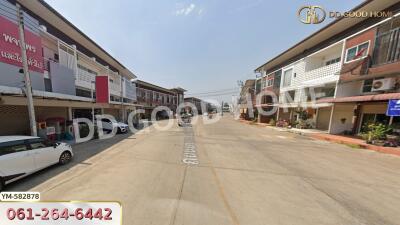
335,81,363,97
330,103,355,134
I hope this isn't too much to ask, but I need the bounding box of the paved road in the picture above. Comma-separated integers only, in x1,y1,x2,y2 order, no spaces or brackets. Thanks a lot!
10,115,400,225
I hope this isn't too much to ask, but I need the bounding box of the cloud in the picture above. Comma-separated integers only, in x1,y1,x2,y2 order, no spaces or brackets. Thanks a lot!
175,3,196,16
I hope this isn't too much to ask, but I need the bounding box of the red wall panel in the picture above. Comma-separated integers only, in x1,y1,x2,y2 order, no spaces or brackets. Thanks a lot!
96,76,109,103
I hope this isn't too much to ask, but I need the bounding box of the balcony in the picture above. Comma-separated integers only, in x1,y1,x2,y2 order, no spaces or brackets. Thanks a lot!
76,66,96,90
372,27,400,66
109,82,121,96
304,62,341,83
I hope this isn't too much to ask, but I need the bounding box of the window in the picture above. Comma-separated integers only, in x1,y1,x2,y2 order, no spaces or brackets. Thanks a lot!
28,138,53,149
373,17,400,65
362,79,374,93
325,57,341,66
345,42,369,63
0,141,28,156
282,68,293,87
109,79,114,83
360,113,390,132
267,79,274,87
274,70,282,88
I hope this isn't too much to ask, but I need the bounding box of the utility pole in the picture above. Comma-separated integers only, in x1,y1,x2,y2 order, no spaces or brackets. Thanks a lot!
17,4,37,136
221,101,224,116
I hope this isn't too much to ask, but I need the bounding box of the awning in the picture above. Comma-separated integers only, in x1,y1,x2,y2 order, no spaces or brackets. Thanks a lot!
279,103,332,108
317,93,400,103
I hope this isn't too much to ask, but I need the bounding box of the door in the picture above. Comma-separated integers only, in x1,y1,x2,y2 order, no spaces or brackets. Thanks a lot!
27,139,60,170
0,140,35,181
316,107,331,130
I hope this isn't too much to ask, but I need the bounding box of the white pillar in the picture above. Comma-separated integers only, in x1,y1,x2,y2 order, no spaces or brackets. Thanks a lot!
68,107,73,120
328,104,335,134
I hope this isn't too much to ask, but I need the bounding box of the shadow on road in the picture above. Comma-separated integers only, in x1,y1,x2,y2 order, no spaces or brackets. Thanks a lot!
6,132,133,192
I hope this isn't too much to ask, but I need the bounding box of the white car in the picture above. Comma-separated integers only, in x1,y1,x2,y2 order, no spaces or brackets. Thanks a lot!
98,119,129,133
0,136,73,191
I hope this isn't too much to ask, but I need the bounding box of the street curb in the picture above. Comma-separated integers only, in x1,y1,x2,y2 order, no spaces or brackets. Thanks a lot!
309,134,400,157
237,119,400,157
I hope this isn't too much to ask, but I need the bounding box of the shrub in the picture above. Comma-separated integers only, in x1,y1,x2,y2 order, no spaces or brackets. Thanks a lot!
361,123,392,142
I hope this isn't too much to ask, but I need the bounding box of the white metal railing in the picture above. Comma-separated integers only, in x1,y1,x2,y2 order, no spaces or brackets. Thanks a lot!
124,81,136,100
77,67,96,83
304,62,341,82
73,66,97,90
109,82,121,96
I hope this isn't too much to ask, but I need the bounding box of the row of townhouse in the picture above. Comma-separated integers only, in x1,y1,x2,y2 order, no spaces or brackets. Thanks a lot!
253,0,400,135
135,80,186,119
0,0,185,137
184,97,213,115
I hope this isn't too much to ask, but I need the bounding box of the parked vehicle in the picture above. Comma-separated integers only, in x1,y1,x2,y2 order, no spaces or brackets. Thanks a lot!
97,119,129,133
178,114,192,126
0,136,74,191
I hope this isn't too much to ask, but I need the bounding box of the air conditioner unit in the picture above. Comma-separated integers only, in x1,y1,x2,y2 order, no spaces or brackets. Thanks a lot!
371,78,396,92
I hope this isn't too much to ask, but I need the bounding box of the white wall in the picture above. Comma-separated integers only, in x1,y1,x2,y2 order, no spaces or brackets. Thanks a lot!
335,81,363,98
330,104,356,134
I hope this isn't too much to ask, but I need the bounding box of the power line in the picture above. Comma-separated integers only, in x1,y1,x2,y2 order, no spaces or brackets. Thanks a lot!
187,90,239,98
186,87,238,95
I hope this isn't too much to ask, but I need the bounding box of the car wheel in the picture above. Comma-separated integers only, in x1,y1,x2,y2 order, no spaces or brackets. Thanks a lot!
59,151,72,165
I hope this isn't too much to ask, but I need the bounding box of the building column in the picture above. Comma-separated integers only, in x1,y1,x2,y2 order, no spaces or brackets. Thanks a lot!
276,107,280,121
68,107,73,120
328,104,335,134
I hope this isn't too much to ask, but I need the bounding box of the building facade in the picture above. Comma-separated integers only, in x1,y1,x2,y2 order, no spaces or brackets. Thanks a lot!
135,80,186,119
0,0,137,136
239,79,256,120
184,97,209,115
254,0,400,134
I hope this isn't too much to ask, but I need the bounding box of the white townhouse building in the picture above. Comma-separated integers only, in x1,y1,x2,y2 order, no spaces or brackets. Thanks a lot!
0,0,138,136
255,0,400,134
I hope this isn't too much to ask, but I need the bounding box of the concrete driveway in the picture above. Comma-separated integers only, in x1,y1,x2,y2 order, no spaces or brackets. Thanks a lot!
9,116,400,225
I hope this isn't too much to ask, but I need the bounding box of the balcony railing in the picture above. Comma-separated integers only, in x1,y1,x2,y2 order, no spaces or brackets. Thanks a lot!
372,27,400,66
304,62,341,81
76,66,96,89
109,82,121,96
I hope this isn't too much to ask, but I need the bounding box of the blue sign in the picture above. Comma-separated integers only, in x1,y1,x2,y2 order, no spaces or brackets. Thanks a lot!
386,100,400,116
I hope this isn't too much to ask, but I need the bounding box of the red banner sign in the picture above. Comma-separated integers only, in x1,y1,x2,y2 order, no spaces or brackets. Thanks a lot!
0,15,44,73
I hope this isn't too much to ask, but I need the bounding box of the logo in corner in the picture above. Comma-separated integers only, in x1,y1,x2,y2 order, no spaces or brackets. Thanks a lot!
298,6,326,24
